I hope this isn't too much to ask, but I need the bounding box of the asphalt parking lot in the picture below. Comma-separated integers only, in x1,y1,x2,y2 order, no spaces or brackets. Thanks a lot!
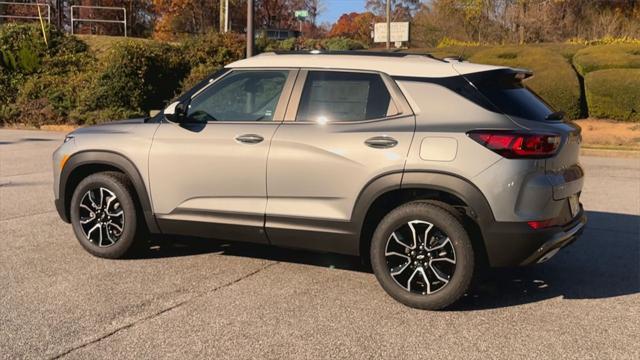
1,128,638,359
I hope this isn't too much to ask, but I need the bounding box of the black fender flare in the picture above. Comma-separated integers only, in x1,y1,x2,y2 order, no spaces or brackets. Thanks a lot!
58,150,160,233
400,171,495,228
351,171,495,229
350,170,495,255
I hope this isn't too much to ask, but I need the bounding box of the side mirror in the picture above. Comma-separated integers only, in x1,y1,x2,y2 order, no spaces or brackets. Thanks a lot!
164,101,188,123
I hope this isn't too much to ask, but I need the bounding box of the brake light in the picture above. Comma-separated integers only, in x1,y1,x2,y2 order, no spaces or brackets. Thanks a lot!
527,220,555,230
468,131,561,159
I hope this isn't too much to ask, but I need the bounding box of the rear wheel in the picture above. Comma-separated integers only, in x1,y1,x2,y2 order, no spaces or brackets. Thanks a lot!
370,202,474,310
70,172,143,259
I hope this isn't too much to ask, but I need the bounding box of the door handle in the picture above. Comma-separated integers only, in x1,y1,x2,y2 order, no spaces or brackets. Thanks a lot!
235,134,264,144
365,136,398,149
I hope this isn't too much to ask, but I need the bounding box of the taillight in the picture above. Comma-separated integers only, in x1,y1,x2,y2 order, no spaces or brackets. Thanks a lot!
468,130,561,159
527,220,555,230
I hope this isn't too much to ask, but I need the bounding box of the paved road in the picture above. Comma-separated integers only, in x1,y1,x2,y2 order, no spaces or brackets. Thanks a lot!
1,129,638,359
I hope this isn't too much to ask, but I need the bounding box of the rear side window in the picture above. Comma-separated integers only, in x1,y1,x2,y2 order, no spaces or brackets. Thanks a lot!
296,71,396,122
469,72,555,121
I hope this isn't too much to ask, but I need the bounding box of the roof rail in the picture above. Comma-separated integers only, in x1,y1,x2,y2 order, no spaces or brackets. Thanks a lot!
271,50,408,57
267,50,447,62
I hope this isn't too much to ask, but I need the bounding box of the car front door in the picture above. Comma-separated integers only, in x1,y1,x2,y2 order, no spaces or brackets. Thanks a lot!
149,69,297,243
265,69,415,254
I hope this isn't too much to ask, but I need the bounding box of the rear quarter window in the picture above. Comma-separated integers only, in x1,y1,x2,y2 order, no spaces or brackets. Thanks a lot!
466,71,555,121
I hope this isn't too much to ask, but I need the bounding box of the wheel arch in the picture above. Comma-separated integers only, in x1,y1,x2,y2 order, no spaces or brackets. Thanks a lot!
353,171,495,264
59,150,160,233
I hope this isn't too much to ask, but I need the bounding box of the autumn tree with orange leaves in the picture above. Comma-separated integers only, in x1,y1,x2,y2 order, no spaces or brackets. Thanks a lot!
329,12,376,45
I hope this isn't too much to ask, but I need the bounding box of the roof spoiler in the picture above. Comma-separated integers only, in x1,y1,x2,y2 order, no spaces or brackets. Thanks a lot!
512,68,534,80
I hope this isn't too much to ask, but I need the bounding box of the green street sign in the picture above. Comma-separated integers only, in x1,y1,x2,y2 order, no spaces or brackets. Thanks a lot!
295,10,309,19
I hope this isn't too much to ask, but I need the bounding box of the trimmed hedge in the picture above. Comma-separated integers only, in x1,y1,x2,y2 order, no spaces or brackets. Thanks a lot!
470,46,582,119
573,43,640,76
404,45,489,60
535,43,586,60
585,69,640,121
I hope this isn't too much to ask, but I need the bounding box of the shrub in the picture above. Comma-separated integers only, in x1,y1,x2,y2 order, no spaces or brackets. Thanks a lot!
182,32,245,68
278,37,297,51
302,38,322,50
0,68,22,105
0,103,19,123
437,37,480,48
567,36,640,46
85,40,189,114
573,43,640,75
277,37,367,51
585,69,640,121
0,24,95,125
13,70,92,125
471,46,582,119
322,37,366,50
0,24,47,72
181,63,221,92
69,108,142,126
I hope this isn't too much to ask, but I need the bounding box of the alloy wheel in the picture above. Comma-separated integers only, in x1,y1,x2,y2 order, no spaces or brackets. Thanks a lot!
385,220,456,295
78,187,125,247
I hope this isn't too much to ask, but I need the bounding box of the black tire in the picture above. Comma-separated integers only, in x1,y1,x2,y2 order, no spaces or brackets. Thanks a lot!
70,171,144,259
370,201,474,310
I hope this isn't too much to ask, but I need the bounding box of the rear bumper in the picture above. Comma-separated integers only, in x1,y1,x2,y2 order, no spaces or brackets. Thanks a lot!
482,208,587,267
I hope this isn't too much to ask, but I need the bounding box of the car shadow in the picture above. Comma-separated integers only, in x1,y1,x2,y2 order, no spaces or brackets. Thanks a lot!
0,137,58,145
142,235,366,272
139,210,639,309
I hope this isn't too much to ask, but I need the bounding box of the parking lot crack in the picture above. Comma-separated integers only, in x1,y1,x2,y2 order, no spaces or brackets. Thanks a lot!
49,261,279,359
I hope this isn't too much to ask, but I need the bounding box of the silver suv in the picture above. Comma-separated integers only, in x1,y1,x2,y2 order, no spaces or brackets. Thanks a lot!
53,52,586,309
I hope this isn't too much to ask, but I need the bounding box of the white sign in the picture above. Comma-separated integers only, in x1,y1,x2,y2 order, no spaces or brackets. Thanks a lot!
374,22,409,43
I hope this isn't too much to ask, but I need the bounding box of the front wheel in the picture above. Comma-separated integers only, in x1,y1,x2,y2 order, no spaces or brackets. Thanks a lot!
370,202,474,310
70,172,143,259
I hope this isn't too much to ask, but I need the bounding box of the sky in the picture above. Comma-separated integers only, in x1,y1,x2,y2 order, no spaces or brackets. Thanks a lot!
317,0,367,25
316,0,427,25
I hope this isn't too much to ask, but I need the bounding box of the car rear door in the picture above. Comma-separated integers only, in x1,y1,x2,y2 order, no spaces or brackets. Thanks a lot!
265,69,415,254
149,69,298,243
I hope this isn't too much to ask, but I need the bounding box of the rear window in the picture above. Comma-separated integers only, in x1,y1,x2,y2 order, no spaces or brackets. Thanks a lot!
469,72,555,121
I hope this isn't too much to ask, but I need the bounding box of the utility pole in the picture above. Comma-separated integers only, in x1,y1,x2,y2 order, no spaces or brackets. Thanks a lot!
220,0,229,32
247,0,254,57
225,0,229,32
53,0,63,29
386,0,391,50
219,0,224,32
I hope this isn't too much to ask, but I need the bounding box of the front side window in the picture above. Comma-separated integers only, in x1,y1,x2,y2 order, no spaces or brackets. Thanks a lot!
187,70,289,122
296,71,396,123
